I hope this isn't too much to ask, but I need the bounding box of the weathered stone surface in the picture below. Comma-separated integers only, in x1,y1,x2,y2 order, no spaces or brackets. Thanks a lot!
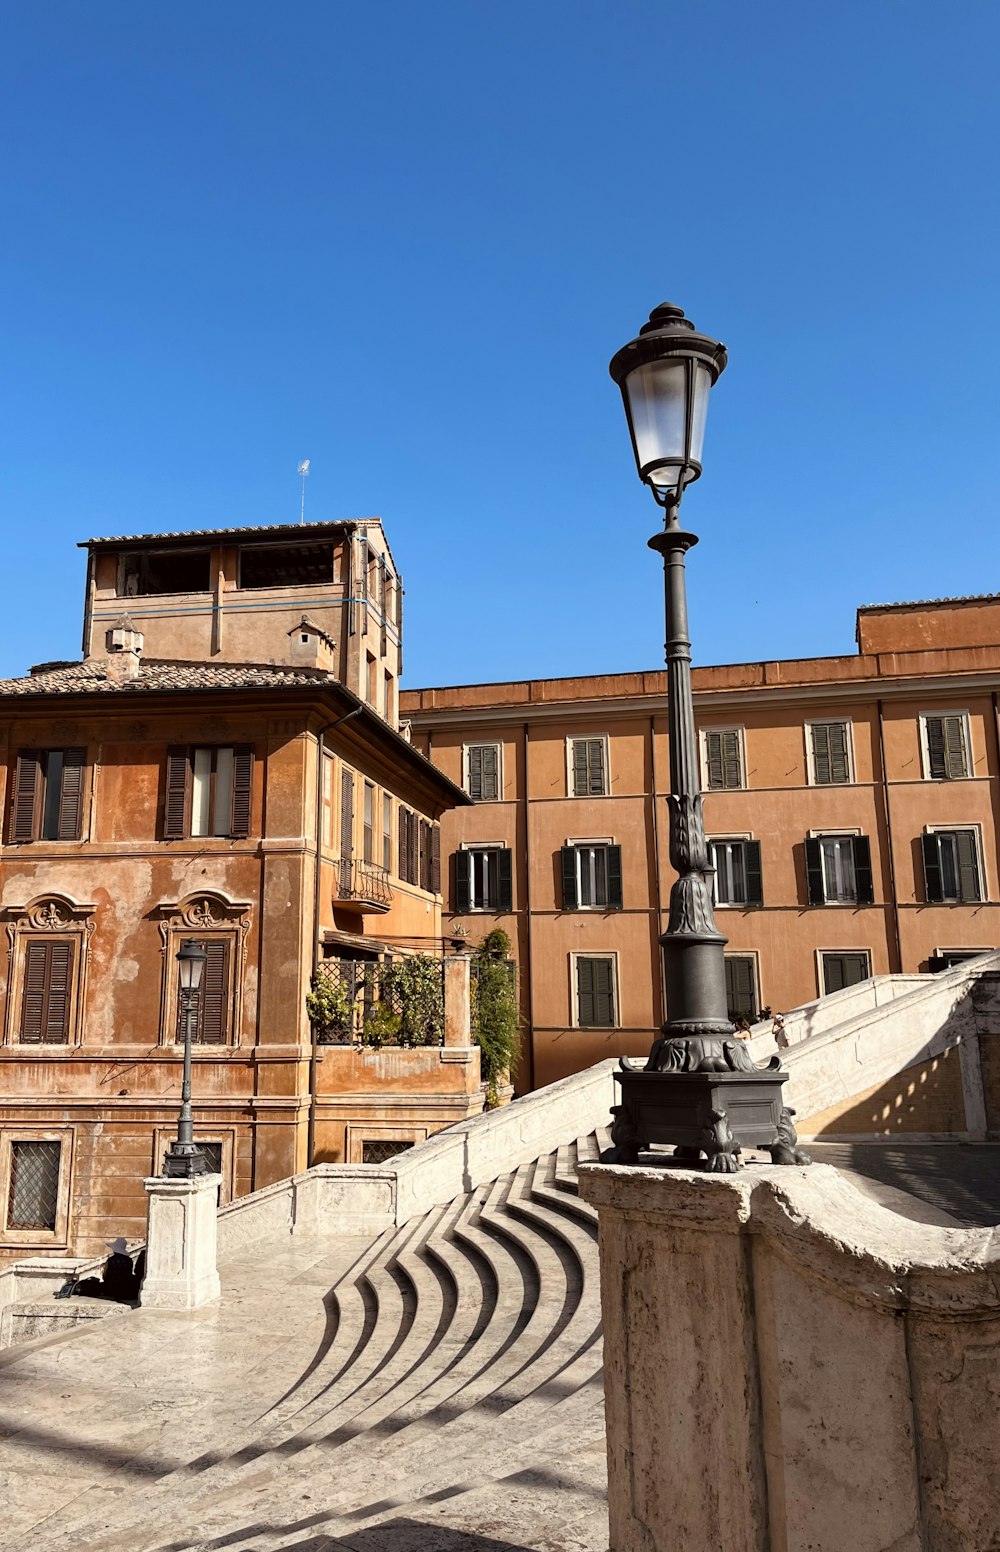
579,1160,1000,1552
139,1173,222,1310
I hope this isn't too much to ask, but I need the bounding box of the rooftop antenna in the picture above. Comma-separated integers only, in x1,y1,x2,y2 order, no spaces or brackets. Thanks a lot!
297,460,310,524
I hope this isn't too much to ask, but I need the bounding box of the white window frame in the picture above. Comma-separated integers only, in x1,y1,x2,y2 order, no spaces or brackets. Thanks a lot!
566,735,610,798
707,832,752,908
463,741,503,803
699,725,747,791
815,948,872,997
459,841,505,912
570,951,620,1030
924,823,987,903
804,718,855,787
722,950,761,1021
919,710,973,782
932,946,993,963
0,1126,74,1248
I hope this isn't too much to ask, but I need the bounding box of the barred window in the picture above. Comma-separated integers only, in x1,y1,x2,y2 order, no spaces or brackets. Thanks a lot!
7,1140,61,1231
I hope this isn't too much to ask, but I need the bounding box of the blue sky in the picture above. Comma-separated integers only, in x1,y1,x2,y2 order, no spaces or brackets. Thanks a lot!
1,3,998,687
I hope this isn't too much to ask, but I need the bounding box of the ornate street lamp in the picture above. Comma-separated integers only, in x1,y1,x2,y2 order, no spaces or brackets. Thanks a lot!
162,939,212,1177
607,302,809,1172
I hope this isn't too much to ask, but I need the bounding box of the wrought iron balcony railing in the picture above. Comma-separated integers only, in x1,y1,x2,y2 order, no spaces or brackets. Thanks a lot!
335,858,393,913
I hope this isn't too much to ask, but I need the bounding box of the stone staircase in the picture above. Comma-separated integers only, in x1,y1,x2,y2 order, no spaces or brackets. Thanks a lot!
3,1131,612,1552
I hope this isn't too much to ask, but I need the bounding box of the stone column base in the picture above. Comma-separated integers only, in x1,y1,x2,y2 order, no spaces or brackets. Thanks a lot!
140,1173,222,1311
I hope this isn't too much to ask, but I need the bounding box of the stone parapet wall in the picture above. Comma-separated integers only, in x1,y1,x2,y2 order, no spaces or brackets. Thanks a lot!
579,1160,1000,1552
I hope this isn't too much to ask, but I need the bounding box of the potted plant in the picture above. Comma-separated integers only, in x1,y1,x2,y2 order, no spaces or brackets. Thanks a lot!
472,928,522,1108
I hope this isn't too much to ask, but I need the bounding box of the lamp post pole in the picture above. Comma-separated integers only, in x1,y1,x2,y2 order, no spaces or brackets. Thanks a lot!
606,303,810,1172
163,939,211,1178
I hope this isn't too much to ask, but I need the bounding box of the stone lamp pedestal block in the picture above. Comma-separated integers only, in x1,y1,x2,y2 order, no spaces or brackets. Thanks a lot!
140,1173,222,1311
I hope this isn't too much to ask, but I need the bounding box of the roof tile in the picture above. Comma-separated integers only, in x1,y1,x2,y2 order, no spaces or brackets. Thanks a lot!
0,659,333,697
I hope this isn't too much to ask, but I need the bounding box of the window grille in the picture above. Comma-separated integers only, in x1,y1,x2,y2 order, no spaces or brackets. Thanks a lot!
7,1140,60,1230
361,1139,414,1165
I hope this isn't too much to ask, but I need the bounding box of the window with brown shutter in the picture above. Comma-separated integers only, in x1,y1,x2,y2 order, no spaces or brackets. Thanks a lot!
19,940,74,1045
809,722,851,785
569,738,608,796
704,730,744,790
9,750,86,843
174,939,231,1045
163,746,254,839
922,714,970,780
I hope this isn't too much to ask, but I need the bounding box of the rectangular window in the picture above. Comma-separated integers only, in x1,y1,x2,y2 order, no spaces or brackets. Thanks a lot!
465,742,502,802
7,1140,61,1231
366,653,377,706
9,749,86,842
921,713,971,780
560,843,623,910
121,549,211,596
574,955,618,1028
18,939,75,1045
174,939,231,1046
922,828,983,903
238,542,334,589
164,746,252,840
363,783,374,864
724,955,758,1023
454,847,513,912
568,737,609,797
382,794,392,873
397,807,420,884
708,839,763,907
703,728,745,790
808,721,852,785
821,951,871,994
805,834,874,905
384,671,395,724
929,949,993,972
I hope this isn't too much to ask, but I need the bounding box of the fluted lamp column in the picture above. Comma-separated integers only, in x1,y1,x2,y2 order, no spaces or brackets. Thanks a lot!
606,302,810,1173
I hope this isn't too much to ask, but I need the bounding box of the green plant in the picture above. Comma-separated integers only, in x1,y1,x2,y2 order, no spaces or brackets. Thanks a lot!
306,971,354,1041
378,955,445,1047
361,1000,402,1050
472,929,522,1107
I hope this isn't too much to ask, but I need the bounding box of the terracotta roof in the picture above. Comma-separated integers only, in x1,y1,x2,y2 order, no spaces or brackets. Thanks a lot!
0,659,334,697
79,518,383,548
858,592,1000,613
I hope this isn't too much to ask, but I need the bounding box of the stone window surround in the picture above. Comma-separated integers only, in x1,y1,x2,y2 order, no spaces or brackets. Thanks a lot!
0,1124,74,1248
155,891,252,1049
345,1122,429,1165
570,950,620,1030
804,717,855,786
1,894,97,1048
699,724,747,791
919,709,973,782
815,947,872,997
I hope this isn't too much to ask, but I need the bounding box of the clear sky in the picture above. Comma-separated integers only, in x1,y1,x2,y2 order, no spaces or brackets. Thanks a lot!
1,3,997,688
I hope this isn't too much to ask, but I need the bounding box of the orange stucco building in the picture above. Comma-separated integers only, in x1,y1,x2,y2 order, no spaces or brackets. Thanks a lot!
401,594,1000,1090
0,519,472,1264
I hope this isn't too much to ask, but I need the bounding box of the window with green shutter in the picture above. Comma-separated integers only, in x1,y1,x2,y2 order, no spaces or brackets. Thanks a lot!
804,835,874,905
922,714,970,780
575,955,617,1028
704,729,744,790
921,829,983,903
569,738,608,797
560,844,623,910
724,955,758,1022
708,839,763,907
453,847,512,912
821,952,871,994
808,722,851,785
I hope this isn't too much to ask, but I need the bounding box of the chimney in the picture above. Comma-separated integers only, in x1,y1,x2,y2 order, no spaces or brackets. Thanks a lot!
105,615,144,684
287,616,336,673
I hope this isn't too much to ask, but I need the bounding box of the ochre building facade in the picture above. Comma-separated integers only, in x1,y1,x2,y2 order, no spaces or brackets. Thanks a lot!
401,594,1000,1091
0,519,470,1264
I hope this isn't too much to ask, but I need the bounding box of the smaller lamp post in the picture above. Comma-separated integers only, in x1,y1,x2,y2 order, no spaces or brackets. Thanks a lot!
163,939,211,1177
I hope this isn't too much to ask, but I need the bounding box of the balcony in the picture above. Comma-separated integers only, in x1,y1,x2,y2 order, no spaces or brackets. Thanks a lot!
335,858,393,914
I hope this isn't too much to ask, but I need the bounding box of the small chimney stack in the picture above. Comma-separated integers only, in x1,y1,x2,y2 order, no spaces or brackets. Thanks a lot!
105,615,144,684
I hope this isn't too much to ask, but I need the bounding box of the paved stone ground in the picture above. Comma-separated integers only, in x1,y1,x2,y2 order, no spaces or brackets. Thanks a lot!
0,1140,609,1552
808,1142,1000,1226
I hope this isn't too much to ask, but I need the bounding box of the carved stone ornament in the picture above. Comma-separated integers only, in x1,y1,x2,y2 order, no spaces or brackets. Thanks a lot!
156,892,252,960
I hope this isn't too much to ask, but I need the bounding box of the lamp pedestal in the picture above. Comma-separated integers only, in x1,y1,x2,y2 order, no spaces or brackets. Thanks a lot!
139,1173,222,1311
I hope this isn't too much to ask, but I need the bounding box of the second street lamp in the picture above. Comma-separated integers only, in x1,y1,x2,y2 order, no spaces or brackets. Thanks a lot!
607,302,810,1173
163,939,211,1178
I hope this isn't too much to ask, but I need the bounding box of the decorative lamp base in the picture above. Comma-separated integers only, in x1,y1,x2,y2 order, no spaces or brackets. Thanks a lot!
606,1065,810,1172
162,1142,211,1178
